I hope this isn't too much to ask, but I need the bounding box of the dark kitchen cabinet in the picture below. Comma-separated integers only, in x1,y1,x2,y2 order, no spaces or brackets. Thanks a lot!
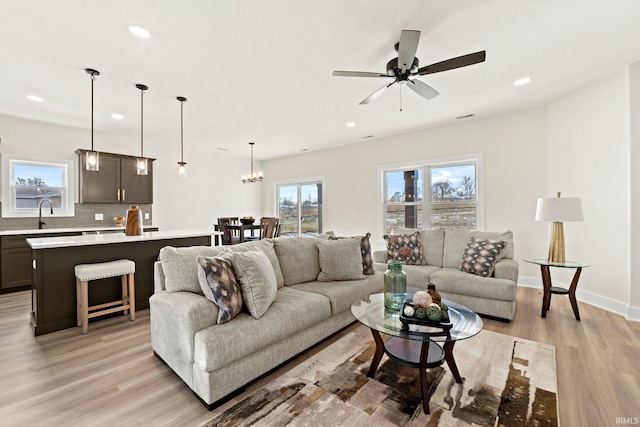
76,150,154,204
0,232,78,291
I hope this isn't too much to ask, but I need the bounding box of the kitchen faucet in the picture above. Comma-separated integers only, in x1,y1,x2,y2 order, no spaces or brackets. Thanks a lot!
38,199,54,229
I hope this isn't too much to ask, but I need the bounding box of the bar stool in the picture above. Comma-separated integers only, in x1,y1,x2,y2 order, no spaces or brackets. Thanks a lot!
75,259,136,334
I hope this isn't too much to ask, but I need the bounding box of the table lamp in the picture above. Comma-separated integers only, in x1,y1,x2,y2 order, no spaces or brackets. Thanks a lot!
535,192,583,263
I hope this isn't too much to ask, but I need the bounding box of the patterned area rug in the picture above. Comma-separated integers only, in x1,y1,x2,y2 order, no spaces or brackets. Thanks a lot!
202,327,558,426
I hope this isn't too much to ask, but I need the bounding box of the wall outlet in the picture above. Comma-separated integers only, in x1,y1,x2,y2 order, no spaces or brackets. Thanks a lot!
144,213,150,220
95,213,103,220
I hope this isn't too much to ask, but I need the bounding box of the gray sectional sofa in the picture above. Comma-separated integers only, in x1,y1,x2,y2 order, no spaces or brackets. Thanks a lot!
374,228,518,321
150,235,383,408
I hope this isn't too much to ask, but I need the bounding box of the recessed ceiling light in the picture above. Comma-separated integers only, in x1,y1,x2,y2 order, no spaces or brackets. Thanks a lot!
217,147,229,151
362,135,374,139
111,113,124,120
347,122,356,127
128,25,150,39
26,94,44,102
514,77,531,86
456,114,474,120
300,148,308,152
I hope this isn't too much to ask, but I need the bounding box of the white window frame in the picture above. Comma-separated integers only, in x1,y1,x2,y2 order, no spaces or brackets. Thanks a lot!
377,153,484,236
1,153,75,218
274,176,325,236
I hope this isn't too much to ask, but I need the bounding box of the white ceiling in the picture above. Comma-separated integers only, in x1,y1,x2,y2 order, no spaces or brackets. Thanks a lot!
1,0,639,160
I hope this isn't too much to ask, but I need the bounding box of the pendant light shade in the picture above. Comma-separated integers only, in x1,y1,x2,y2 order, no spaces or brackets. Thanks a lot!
241,142,263,184
177,96,187,178
85,68,100,171
136,84,149,175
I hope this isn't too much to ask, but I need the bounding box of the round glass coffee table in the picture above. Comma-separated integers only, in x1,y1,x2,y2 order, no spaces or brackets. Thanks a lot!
351,292,483,414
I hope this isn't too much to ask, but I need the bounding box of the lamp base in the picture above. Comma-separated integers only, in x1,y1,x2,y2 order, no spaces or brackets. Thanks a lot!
547,221,565,264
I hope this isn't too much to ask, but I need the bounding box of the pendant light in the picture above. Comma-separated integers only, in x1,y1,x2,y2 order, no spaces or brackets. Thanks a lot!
136,84,149,175
241,142,263,184
177,96,187,178
84,68,100,171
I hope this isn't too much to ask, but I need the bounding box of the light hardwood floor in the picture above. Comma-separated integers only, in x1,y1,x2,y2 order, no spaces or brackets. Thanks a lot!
0,287,638,426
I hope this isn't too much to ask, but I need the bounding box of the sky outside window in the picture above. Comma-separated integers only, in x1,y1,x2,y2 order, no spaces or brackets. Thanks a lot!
14,163,64,186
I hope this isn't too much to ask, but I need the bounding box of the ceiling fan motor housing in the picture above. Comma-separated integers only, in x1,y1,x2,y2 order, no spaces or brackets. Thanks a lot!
386,57,420,79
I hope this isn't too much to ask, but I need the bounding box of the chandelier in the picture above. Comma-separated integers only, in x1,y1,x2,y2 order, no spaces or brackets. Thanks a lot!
241,142,263,184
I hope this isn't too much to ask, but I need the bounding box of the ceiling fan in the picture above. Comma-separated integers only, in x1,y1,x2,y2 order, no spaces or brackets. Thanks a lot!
332,30,486,105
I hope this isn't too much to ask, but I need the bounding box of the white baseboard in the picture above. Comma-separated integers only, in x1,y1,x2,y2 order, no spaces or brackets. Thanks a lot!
518,275,639,322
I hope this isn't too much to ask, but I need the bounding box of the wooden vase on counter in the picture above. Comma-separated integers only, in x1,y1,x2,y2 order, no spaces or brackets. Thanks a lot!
125,206,143,236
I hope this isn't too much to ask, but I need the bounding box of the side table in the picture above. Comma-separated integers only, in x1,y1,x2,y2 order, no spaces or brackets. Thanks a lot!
524,258,589,320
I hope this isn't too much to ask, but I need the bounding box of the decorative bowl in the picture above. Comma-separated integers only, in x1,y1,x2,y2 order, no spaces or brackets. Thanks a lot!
240,217,255,225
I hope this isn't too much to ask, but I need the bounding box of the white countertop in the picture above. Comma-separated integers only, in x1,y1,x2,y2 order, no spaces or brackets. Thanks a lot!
27,229,219,249
0,226,157,236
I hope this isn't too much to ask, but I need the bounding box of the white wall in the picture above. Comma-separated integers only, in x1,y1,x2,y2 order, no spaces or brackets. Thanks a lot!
0,114,261,232
629,62,640,318
547,69,632,314
262,107,550,280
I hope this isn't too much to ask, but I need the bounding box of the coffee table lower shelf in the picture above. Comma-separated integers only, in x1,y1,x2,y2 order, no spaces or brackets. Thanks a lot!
367,329,463,414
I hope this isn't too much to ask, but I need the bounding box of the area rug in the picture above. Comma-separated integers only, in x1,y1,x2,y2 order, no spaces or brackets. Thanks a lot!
202,327,559,426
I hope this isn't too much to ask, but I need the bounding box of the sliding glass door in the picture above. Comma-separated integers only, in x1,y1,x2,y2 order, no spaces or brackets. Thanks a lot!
276,180,323,236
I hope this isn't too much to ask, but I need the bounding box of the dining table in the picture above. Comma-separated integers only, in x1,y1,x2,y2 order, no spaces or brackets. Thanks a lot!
214,223,262,245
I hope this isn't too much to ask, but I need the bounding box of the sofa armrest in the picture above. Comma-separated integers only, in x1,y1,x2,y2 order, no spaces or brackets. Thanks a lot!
373,250,388,264
150,290,218,385
493,259,519,284
154,261,166,293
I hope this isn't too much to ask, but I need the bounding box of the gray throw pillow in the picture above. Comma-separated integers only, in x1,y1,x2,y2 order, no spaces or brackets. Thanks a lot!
196,255,243,324
231,250,278,319
160,245,226,293
329,232,375,275
460,237,507,277
273,237,321,285
316,238,366,281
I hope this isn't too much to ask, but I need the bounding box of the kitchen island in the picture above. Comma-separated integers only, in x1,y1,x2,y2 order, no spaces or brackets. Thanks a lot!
27,230,214,336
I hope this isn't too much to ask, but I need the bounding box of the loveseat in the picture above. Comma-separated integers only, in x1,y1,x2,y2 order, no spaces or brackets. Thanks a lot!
373,228,518,321
150,235,382,408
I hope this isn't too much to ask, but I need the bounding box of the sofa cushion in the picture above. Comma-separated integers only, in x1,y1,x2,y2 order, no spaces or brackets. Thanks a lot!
196,255,243,324
230,250,278,318
442,230,514,269
159,245,226,293
273,237,321,286
289,276,380,315
430,268,517,302
316,238,366,282
460,237,507,277
392,227,445,267
384,231,423,265
193,287,331,372
225,239,285,289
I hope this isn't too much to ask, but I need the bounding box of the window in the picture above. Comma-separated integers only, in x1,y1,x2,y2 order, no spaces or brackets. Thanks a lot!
1,154,75,218
380,155,482,234
276,178,324,236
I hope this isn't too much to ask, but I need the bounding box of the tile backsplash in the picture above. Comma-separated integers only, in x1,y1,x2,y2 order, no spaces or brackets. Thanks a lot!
0,203,153,231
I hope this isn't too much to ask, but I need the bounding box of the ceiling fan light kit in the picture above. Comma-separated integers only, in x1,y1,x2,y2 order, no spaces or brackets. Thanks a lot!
332,30,486,107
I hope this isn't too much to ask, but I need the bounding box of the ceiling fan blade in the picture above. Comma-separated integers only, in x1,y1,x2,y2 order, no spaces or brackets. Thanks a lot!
407,79,440,100
417,51,486,75
332,71,390,78
397,30,421,71
359,81,396,105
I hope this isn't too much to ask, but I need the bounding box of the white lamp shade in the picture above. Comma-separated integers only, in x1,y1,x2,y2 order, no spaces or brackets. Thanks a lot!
535,197,583,222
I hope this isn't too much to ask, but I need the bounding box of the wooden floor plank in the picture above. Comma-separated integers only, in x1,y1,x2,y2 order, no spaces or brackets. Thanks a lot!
0,287,638,426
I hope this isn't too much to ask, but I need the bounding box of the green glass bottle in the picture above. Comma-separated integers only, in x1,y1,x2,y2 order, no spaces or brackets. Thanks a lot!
384,261,407,310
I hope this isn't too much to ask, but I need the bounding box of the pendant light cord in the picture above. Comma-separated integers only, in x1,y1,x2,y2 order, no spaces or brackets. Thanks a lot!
180,101,184,162
140,89,144,157
91,74,95,151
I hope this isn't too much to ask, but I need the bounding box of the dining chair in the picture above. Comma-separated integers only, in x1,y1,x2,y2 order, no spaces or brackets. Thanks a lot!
260,217,280,239
217,217,240,245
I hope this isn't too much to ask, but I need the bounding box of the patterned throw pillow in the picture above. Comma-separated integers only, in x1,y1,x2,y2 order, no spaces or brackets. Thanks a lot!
460,237,507,277
196,255,243,324
384,232,423,265
329,232,375,275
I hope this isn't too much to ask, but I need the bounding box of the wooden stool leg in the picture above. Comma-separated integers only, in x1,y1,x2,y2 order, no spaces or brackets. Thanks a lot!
128,273,135,321
76,278,82,327
121,274,129,315
81,281,89,334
